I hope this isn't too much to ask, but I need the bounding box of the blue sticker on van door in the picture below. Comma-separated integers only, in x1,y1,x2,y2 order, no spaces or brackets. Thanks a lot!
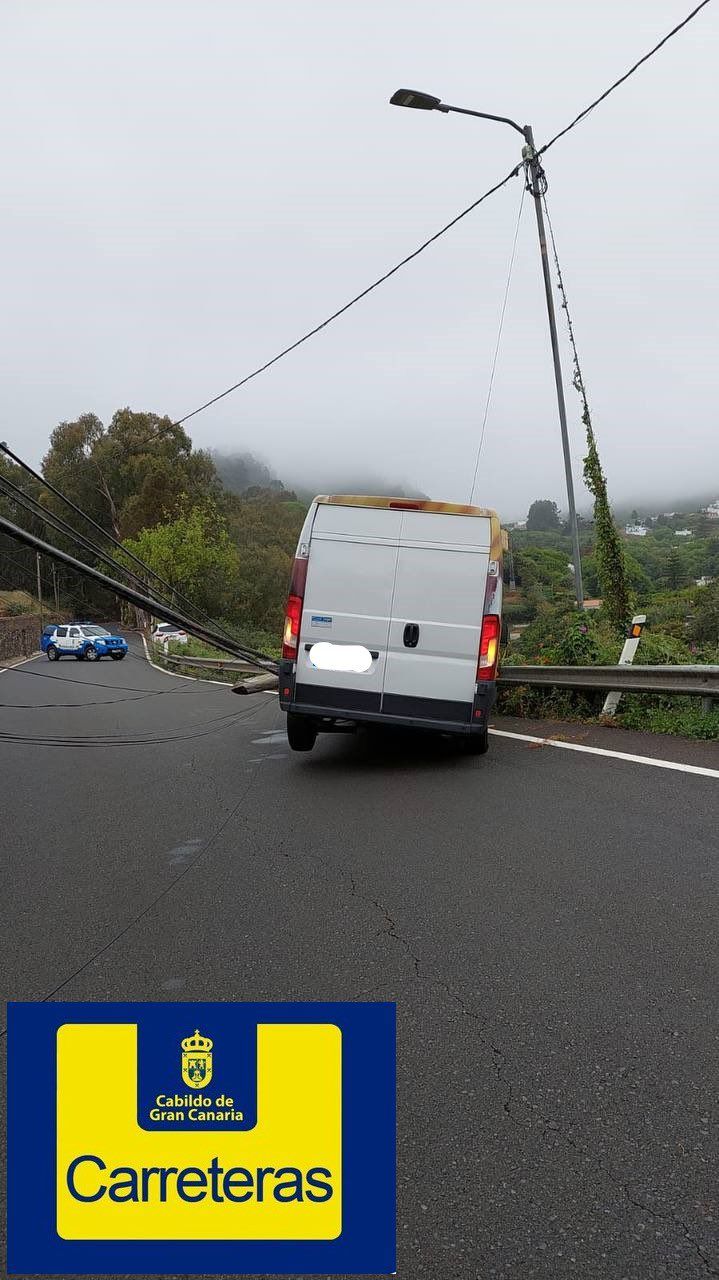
311,615,333,627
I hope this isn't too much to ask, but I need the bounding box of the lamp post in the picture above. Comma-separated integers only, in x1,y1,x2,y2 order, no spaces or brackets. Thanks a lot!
390,89,584,607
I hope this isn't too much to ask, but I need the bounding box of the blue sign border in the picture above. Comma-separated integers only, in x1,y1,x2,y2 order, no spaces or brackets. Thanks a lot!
7,1001,396,1275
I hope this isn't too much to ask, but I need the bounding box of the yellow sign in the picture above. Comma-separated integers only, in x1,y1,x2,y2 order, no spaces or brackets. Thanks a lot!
56,1023,342,1241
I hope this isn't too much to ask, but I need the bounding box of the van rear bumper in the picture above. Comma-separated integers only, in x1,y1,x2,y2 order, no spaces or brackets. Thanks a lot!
278,663,496,735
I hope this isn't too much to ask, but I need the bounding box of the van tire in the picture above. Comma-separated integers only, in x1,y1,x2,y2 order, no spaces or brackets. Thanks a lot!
287,713,317,753
464,728,489,755
46,645,58,661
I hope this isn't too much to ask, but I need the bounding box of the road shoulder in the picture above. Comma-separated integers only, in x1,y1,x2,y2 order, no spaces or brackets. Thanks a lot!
491,713,718,772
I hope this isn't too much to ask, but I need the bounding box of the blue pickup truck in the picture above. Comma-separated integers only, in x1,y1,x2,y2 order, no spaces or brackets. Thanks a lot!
40,623,128,662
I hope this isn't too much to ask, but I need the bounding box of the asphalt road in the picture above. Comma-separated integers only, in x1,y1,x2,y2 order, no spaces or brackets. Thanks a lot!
1,637,718,1279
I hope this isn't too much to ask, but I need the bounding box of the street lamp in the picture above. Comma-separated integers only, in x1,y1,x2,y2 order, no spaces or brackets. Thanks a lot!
390,88,585,608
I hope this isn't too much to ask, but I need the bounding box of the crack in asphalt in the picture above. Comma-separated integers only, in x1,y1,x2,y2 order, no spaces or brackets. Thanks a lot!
275,839,717,1276
614,1178,719,1278
367,895,719,1277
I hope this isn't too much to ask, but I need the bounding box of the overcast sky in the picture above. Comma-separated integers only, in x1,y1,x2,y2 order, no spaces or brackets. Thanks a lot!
1,1,717,519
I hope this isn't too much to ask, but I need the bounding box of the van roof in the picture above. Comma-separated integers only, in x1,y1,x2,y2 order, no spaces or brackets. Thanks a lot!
315,494,499,520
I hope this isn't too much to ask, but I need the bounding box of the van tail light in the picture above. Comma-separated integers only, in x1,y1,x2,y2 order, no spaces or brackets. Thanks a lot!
477,614,500,680
282,595,302,658
281,556,309,659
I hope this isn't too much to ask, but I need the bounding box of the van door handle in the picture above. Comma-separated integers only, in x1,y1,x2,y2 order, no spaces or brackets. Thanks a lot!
403,623,420,648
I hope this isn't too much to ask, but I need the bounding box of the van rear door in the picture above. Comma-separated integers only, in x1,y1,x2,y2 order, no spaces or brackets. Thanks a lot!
381,511,491,723
294,502,402,715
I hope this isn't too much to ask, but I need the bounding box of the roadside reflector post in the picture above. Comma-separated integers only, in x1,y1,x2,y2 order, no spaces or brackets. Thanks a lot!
602,614,646,717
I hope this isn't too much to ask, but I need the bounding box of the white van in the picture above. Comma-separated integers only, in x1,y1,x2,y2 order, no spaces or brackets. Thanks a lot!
279,496,504,754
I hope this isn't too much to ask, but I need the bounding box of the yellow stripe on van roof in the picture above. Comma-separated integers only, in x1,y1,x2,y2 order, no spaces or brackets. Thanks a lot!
315,494,500,520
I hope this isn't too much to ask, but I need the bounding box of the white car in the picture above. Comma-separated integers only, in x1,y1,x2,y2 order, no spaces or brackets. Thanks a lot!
152,623,188,647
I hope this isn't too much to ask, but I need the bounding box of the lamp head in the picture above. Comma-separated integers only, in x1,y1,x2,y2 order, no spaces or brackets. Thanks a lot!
390,88,444,111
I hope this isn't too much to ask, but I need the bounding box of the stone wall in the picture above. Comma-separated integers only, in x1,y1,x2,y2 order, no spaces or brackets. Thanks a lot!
0,613,42,660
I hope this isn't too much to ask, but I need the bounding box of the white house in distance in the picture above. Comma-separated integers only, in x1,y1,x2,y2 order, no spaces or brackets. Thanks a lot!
702,500,719,519
624,523,648,536
675,529,693,537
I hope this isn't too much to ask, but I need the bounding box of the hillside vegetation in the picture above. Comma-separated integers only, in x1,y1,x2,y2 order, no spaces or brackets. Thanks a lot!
1,413,716,737
502,505,719,739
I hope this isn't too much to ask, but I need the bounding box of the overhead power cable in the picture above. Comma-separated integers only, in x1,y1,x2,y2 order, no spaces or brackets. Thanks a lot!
1,441,172,585
172,0,712,428
173,163,523,426
539,0,713,154
0,472,163,601
0,473,258,655
0,442,245,650
0,512,278,670
468,184,525,505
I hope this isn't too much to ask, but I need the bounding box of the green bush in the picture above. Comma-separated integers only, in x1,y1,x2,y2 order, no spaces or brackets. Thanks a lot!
507,605,619,666
497,604,718,739
689,581,719,645
496,684,600,722
616,698,719,740
503,599,538,626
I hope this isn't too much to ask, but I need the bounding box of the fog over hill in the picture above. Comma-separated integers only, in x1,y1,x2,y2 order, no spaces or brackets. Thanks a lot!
210,449,715,520
212,450,429,502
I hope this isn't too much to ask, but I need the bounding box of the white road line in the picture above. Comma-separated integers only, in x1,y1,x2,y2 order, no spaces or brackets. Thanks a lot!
489,728,719,779
0,652,40,676
139,635,231,688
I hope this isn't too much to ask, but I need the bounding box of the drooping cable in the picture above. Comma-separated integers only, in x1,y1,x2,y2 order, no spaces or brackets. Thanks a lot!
0,443,247,651
169,0,712,429
0,472,164,600
0,512,278,669
468,184,525,505
173,163,523,426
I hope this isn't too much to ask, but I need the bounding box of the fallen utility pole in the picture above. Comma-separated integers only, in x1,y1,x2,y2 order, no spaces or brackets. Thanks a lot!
0,513,278,672
0,440,246,652
0,469,164,603
234,673,280,695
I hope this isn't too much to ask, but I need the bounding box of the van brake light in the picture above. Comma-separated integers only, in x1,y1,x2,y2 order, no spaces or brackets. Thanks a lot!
281,555,309,659
282,594,302,659
477,614,500,680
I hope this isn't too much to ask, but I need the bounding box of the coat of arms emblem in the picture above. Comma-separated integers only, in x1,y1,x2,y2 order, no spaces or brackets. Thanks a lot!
181,1029,213,1088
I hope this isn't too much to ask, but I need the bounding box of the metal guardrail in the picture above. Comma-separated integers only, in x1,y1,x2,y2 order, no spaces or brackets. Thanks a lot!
498,664,719,698
161,651,719,700
162,653,263,674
